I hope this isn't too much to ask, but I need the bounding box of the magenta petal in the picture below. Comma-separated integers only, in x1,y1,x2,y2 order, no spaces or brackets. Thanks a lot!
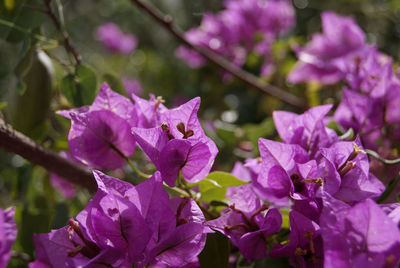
131,126,169,166
0,207,17,268
265,165,292,198
321,195,400,268
159,139,192,186
152,223,206,267
125,172,176,248
231,161,251,182
287,61,344,84
92,170,134,196
270,210,321,266
181,141,213,183
92,82,137,126
131,94,167,128
95,23,138,54
238,230,269,261
258,138,309,174
273,104,335,156
31,227,74,268
160,97,202,139
346,199,400,252
68,110,135,169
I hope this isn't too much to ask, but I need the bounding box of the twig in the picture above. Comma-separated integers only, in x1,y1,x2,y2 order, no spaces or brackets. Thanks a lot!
23,4,49,15
378,172,400,203
339,128,354,140
0,18,58,46
0,118,96,192
11,251,32,262
365,149,400,165
125,158,152,179
130,0,307,110
42,0,81,65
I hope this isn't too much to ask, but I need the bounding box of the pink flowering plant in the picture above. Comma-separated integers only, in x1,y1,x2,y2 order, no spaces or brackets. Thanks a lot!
1,0,400,267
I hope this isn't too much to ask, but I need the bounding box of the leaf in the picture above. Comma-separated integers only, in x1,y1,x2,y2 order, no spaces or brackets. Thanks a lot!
243,118,275,149
0,0,47,42
192,171,248,203
61,64,97,107
7,50,52,138
199,232,230,268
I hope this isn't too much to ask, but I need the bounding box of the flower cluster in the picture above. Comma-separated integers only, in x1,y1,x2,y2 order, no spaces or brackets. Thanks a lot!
30,171,209,267
2,6,400,268
58,82,218,186
208,103,400,267
289,12,400,152
176,0,295,77
290,11,400,199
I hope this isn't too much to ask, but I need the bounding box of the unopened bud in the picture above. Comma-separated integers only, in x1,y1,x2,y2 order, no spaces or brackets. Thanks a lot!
339,161,356,177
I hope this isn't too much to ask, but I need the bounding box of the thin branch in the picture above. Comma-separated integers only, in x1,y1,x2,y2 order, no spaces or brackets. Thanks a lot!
0,118,96,192
11,251,32,262
378,172,400,203
339,128,354,140
0,18,58,46
125,158,152,179
130,0,307,110
42,0,82,65
23,4,49,15
365,149,400,165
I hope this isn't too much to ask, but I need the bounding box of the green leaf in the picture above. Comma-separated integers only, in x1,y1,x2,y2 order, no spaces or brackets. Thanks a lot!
280,209,290,229
199,232,230,268
243,118,275,149
0,0,47,42
61,64,97,107
7,50,52,138
193,171,248,203
16,78,26,94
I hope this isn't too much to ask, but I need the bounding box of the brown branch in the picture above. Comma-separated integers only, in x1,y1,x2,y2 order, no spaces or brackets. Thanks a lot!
42,0,82,65
0,118,96,192
130,0,307,110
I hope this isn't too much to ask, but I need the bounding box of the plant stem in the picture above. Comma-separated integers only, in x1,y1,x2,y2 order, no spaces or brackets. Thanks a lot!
0,118,96,192
42,0,81,66
125,158,152,179
378,173,400,203
0,18,58,45
11,251,31,262
365,149,400,165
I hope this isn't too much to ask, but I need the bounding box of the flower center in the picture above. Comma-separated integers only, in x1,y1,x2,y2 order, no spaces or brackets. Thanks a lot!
161,122,194,140
224,203,269,233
